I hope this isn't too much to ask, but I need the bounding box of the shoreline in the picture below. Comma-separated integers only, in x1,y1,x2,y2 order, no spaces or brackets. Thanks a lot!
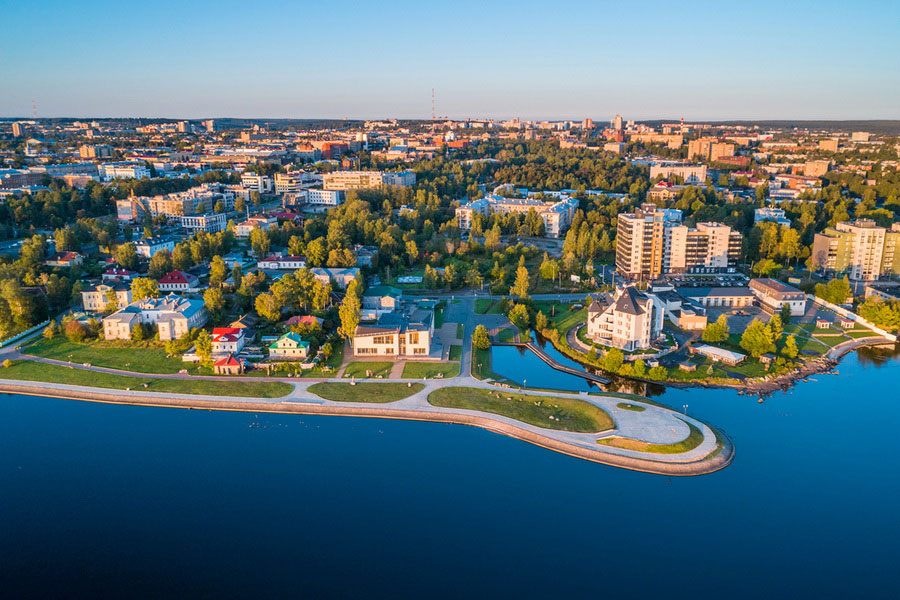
0,381,734,477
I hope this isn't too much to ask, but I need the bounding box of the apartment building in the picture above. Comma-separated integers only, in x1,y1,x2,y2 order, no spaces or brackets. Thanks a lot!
79,144,112,159
180,212,227,234
649,163,708,185
82,281,132,312
304,188,343,207
240,173,274,193
158,270,200,293
812,219,900,280
586,286,664,351
615,204,741,280
99,162,150,181
116,184,234,221
322,170,415,191
102,294,207,341
455,193,579,238
235,215,278,238
688,138,735,162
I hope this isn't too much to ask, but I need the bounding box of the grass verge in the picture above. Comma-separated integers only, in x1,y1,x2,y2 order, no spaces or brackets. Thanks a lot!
428,386,614,433
342,361,393,379
26,337,187,374
307,382,424,403
597,421,704,454
401,362,460,379
0,360,292,398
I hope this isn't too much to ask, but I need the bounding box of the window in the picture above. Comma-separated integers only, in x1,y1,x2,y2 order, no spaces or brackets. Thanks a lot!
373,335,393,345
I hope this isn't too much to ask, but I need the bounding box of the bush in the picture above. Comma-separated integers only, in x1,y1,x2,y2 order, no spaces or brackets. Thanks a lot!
64,320,88,343
2,359,12,368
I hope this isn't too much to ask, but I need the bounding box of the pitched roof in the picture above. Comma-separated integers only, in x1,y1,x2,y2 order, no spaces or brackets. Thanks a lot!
213,353,242,367
614,286,645,316
159,270,197,285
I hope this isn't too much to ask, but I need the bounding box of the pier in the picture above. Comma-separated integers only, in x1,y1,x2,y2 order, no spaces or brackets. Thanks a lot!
494,341,611,384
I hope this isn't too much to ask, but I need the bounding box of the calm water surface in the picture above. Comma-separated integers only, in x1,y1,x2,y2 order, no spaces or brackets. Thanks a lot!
2,347,900,598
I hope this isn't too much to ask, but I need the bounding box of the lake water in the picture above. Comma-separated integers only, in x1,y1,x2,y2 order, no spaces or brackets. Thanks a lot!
3,346,900,599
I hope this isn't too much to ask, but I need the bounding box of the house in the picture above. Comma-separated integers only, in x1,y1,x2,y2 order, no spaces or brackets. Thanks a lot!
158,270,200,292
230,314,259,333
268,332,310,361
213,354,244,375
362,285,402,319
134,236,175,258
354,245,377,267
44,251,83,268
211,327,246,356
102,294,207,341
257,256,307,270
311,267,359,289
82,281,132,312
101,266,136,282
690,344,746,366
353,308,434,358
285,315,323,328
586,286,664,351
235,216,278,238
749,278,807,316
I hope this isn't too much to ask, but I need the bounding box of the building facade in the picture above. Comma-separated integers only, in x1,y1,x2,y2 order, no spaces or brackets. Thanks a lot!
812,219,900,280
585,287,663,351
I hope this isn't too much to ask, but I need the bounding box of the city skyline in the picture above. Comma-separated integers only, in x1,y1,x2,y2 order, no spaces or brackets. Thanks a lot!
2,0,898,120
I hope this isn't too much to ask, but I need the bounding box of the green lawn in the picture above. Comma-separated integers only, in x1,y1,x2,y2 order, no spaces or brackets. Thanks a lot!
307,382,424,403
533,301,586,335
456,323,464,339
598,422,704,454
449,345,462,361
616,402,646,412
0,360,292,398
428,386,614,433
26,337,188,374
401,361,460,379
434,302,446,328
846,329,879,339
474,299,494,314
342,361,393,379
497,328,517,343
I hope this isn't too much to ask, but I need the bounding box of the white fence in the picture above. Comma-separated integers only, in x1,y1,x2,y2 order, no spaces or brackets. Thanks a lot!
0,320,51,348
808,294,898,342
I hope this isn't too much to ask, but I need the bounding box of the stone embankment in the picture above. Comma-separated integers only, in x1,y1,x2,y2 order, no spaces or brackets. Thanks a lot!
0,381,733,477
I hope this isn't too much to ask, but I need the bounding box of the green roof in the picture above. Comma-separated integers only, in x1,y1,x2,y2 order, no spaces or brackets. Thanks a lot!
269,332,309,349
364,285,401,299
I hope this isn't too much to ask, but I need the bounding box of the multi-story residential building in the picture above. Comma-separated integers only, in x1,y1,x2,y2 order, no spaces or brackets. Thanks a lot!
311,267,360,289
352,309,434,358
82,281,132,312
235,215,278,238
158,270,200,293
116,184,235,221
818,138,839,152
749,278,807,316
102,294,207,341
79,144,112,159
812,219,900,280
99,162,150,181
180,212,228,234
134,236,175,258
303,188,344,208
688,138,735,162
804,160,831,177
646,182,688,203
649,163,708,185
240,173,274,193
322,170,416,191
257,256,307,270
455,193,579,238
615,204,741,280
274,171,321,194
268,332,310,361
585,286,663,351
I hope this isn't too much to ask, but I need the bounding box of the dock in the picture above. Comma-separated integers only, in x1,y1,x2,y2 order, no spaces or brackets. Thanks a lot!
494,341,611,384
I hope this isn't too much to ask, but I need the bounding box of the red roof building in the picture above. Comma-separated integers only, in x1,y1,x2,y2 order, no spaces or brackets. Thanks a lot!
213,353,244,375
158,270,200,292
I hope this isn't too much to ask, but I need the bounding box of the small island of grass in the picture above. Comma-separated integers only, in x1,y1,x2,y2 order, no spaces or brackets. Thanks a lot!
598,421,704,454
307,382,425,403
427,386,614,433
616,402,646,412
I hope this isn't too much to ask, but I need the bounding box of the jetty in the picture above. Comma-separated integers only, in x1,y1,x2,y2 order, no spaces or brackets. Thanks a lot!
494,341,611,384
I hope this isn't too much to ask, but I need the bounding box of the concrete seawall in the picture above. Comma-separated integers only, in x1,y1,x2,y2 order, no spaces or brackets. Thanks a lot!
0,382,733,477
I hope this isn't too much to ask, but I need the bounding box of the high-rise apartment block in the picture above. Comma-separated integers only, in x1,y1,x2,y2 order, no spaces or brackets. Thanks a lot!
616,204,742,280
812,219,900,281
322,170,415,191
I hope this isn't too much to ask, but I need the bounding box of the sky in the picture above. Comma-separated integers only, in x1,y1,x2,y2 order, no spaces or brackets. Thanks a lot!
1,0,899,121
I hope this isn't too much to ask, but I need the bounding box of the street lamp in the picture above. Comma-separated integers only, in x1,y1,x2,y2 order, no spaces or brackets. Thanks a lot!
682,403,688,415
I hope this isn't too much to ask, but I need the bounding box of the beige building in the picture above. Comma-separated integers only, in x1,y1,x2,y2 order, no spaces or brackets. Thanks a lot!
688,138,735,162
666,222,742,273
586,287,664,351
102,294,207,341
456,193,579,238
268,332,310,361
649,163,707,185
322,170,415,191
353,309,434,358
818,138,839,152
749,278,807,316
804,160,831,177
82,282,132,312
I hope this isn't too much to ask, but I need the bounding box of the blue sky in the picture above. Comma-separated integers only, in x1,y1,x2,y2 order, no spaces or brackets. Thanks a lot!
1,0,898,120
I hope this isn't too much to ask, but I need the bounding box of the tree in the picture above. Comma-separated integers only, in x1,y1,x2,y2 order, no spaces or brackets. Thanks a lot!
250,227,271,257
255,292,283,323
43,321,58,339
338,280,361,339
779,302,792,325
508,303,530,331
740,319,775,357
306,238,326,267
782,334,799,359
320,342,333,360
768,313,783,346
535,311,549,333
752,258,781,277
234,196,246,213
209,255,227,287
647,365,667,380
203,287,225,318
633,359,646,378
702,314,729,343
148,250,172,279
599,348,624,373
116,243,138,270
131,323,146,341
510,264,530,299
539,253,559,281
194,329,212,362
172,244,193,271
472,324,491,350
65,320,88,342
131,277,159,301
